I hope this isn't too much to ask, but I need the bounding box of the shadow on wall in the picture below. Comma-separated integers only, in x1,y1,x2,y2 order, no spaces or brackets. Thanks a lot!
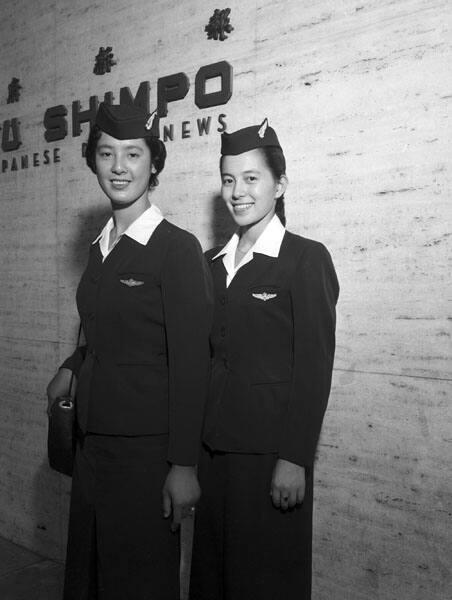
29,205,109,561
207,193,231,249
65,202,111,277
64,192,232,268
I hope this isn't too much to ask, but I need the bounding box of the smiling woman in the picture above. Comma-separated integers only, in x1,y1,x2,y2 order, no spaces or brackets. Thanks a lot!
190,119,339,600
94,135,152,210
46,102,211,600
85,107,166,188
220,149,287,238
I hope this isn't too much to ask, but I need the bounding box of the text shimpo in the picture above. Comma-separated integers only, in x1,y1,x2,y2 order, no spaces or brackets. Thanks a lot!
1,61,233,173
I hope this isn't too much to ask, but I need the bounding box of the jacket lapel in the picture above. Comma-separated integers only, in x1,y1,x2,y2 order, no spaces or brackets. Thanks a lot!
101,235,147,274
227,253,278,290
210,256,228,292
210,228,290,291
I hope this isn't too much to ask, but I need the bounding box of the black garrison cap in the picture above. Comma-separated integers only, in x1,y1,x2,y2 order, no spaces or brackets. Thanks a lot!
220,118,281,155
95,102,160,139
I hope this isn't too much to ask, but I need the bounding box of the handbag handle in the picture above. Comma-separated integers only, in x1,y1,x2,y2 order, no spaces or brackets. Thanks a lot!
68,321,83,398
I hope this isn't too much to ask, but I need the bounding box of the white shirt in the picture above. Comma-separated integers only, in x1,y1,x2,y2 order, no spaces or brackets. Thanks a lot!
212,214,285,287
92,204,164,261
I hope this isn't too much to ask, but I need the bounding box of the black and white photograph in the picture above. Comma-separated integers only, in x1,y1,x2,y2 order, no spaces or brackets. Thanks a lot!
0,1,450,599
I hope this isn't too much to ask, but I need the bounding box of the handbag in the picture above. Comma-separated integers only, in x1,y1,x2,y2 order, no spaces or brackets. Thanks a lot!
47,323,82,476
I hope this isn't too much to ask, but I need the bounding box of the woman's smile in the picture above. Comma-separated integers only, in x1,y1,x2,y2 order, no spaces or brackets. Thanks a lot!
110,178,132,189
95,132,152,207
221,149,286,236
232,202,254,213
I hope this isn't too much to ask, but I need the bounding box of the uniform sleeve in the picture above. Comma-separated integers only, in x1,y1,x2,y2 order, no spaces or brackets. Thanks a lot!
278,243,339,467
161,232,213,465
60,345,87,376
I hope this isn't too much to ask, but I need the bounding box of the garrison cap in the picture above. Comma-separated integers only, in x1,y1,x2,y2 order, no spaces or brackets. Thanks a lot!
95,102,160,139
220,118,281,156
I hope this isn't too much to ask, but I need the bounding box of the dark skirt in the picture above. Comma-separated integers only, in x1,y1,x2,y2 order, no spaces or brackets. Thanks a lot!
190,446,314,600
63,433,180,600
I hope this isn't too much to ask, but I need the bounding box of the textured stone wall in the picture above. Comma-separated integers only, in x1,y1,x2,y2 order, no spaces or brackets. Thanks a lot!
0,0,450,597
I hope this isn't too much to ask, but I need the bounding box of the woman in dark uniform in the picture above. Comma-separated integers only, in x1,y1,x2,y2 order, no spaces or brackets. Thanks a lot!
46,102,211,600
189,120,339,600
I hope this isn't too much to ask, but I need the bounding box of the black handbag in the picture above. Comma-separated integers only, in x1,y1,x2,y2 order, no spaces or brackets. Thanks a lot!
47,323,82,476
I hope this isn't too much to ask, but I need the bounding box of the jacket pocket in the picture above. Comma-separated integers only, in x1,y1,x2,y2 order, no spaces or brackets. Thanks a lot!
239,286,293,384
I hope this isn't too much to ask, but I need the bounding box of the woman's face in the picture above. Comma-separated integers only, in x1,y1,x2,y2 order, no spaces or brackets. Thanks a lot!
95,132,153,208
221,149,286,230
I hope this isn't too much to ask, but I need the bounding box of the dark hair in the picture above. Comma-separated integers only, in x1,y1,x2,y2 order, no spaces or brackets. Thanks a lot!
257,146,287,226
85,124,167,188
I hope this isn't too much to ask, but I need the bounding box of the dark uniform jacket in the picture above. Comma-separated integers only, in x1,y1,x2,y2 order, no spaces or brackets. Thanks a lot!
62,219,212,466
202,230,339,467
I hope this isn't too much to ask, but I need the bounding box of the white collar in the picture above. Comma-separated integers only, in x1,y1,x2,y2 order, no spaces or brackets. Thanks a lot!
212,214,285,285
212,214,285,261
93,204,163,259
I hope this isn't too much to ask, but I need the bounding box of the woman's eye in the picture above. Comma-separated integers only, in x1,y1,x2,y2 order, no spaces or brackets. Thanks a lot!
128,153,140,159
222,178,233,185
246,176,257,183
99,152,111,158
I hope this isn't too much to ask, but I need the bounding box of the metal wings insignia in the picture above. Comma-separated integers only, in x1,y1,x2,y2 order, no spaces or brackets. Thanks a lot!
120,278,145,287
252,292,277,301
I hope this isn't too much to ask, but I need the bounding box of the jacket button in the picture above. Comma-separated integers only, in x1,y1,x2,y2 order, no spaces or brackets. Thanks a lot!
90,274,100,283
87,313,95,320
220,326,226,337
220,295,226,305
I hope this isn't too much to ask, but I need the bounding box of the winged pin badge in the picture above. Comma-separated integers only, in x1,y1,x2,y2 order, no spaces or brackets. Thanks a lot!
120,278,145,287
252,292,277,301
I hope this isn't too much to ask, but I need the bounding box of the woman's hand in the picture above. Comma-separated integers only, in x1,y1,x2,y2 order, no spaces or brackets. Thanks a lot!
162,465,201,532
270,458,306,511
46,368,75,416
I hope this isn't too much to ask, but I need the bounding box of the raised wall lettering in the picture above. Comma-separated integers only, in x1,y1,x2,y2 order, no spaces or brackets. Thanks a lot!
157,73,190,117
120,81,150,110
44,105,68,142
72,96,99,137
1,118,22,152
195,61,232,110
